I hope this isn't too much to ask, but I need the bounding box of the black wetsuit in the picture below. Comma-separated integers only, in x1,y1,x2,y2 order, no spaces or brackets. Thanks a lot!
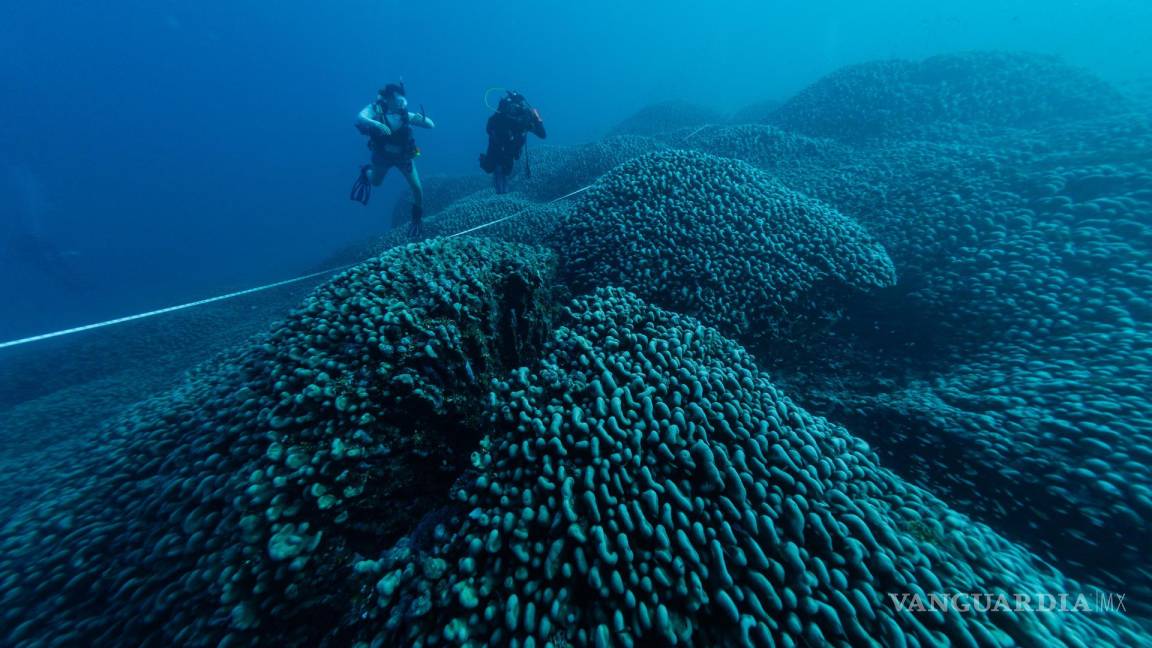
481,110,546,175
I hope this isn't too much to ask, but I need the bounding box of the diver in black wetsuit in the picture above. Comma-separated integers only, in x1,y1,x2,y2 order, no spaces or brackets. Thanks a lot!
479,91,546,194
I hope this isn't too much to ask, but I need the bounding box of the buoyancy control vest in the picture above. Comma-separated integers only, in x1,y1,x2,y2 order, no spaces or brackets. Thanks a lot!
368,103,419,160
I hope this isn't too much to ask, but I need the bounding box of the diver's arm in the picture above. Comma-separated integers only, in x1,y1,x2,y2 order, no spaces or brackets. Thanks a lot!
410,112,435,129
528,108,546,139
356,104,391,135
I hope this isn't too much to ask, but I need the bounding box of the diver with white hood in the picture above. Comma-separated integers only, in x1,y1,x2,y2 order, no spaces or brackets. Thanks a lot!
350,81,435,237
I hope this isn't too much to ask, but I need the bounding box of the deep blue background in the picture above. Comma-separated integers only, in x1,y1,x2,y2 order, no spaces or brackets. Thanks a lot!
2,0,1149,340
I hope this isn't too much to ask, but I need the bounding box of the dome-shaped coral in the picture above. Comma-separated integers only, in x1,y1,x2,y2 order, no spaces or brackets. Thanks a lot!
366,288,1146,647
770,51,1127,142
558,149,896,343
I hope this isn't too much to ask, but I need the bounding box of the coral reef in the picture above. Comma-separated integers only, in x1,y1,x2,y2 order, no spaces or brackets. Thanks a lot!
366,288,1146,647
720,81,1152,610
0,238,556,646
608,100,725,139
769,51,1127,142
1,50,1150,646
558,150,895,344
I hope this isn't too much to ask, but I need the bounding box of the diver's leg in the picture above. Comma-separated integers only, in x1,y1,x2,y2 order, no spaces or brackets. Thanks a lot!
400,164,423,207
400,164,424,236
368,162,390,186
499,159,514,193
493,166,506,194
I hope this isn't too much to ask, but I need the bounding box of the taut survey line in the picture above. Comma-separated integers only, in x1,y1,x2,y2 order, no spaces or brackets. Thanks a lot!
0,185,594,351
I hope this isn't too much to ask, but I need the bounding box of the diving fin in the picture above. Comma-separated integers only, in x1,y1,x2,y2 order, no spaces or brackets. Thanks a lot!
350,165,371,205
408,204,424,238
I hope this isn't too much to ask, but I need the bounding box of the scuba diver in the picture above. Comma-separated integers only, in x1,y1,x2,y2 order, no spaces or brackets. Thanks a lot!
350,82,435,236
479,90,546,194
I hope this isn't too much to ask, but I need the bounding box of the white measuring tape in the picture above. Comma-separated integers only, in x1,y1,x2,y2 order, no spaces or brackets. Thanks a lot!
0,185,594,351
682,123,713,141
0,266,355,350
446,185,592,239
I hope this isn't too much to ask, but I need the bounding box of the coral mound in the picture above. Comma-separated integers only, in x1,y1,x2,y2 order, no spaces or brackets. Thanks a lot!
366,287,1145,647
609,100,725,138
688,123,851,172
519,135,669,201
0,238,556,647
770,51,1126,141
558,149,896,343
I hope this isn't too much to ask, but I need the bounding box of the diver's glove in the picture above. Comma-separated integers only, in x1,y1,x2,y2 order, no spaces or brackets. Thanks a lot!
408,204,424,238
